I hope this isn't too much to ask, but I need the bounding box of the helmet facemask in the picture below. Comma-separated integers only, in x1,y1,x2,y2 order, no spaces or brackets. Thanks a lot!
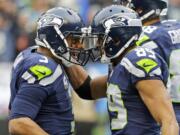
62,30,97,66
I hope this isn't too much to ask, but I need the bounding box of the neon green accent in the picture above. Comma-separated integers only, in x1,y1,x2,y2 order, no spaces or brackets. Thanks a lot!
136,35,150,46
30,65,52,80
173,86,180,104
172,100,180,103
136,58,158,73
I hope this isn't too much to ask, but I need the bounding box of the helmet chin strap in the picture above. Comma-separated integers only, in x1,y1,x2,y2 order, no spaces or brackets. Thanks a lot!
112,34,138,59
42,38,62,60
53,25,75,61
140,10,155,22
35,38,47,48
42,38,77,66
35,29,71,63
35,37,62,60
140,8,167,22
53,25,69,49
100,34,138,64
101,54,111,64
160,8,168,16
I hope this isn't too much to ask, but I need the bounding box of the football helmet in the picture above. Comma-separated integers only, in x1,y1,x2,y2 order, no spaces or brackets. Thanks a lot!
91,5,142,63
114,0,168,22
35,7,93,66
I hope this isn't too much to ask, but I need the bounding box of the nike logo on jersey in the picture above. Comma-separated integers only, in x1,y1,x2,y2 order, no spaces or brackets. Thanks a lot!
35,69,46,75
142,63,154,67
29,65,52,80
136,58,158,74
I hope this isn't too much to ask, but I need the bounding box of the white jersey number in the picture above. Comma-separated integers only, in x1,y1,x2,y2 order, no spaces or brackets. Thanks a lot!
143,26,157,34
168,49,180,102
135,47,156,59
107,84,127,130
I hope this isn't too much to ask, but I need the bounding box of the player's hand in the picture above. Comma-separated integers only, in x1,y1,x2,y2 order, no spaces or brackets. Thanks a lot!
60,52,76,67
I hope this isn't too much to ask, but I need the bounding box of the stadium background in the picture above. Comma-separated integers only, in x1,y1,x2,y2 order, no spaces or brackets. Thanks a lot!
0,0,180,134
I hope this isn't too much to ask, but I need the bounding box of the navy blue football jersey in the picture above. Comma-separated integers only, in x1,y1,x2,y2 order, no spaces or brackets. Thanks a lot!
9,46,74,135
137,20,180,124
107,47,169,135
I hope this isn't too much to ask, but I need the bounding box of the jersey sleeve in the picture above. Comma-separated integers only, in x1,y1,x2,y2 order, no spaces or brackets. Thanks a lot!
9,83,50,119
9,55,64,120
121,47,166,85
136,33,164,59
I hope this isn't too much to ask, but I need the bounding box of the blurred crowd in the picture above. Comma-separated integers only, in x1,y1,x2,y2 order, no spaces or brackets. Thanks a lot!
0,0,109,62
0,0,179,62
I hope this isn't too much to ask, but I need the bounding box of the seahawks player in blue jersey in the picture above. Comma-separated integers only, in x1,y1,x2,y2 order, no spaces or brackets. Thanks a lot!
8,7,89,135
90,5,178,135
115,0,180,128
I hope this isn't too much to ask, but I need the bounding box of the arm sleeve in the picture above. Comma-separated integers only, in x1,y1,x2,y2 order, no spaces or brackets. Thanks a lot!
9,83,49,120
131,72,163,85
74,75,93,100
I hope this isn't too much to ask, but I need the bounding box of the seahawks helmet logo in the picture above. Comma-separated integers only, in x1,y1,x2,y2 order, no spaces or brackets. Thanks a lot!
38,15,63,28
113,16,128,26
104,16,129,28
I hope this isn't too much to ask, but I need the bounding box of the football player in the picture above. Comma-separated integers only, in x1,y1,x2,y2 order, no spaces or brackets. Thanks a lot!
62,5,179,135
91,5,178,135
8,7,89,135
116,0,180,127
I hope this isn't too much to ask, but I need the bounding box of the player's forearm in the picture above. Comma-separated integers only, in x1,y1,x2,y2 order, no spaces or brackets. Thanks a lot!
9,118,49,135
90,75,107,99
158,100,179,135
64,65,88,89
64,65,107,99
137,80,179,134
161,119,179,135
150,99,179,135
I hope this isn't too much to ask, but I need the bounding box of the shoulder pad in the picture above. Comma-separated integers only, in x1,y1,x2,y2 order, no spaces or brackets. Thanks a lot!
121,47,161,77
22,64,63,85
21,54,63,85
143,26,158,35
